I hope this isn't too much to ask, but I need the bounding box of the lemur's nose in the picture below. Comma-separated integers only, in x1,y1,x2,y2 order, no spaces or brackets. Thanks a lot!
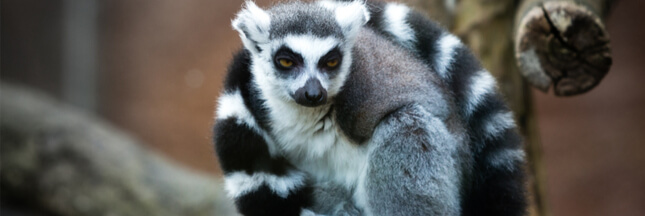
305,90,323,102
294,78,327,107
303,78,324,103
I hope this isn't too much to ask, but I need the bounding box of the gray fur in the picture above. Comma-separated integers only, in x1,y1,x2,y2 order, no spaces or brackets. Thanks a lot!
328,28,470,215
309,182,362,215
334,28,454,143
268,3,344,39
360,104,468,215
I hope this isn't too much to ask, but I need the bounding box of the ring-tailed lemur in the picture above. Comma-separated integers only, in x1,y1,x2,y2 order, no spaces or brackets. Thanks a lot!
213,1,527,215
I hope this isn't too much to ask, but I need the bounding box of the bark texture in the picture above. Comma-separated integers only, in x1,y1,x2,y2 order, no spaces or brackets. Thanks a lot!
515,0,612,96
0,83,237,216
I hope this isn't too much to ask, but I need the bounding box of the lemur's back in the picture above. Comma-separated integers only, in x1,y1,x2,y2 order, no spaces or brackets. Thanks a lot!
334,27,457,143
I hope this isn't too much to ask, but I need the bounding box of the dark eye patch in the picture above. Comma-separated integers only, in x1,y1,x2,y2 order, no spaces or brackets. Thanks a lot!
318,47,343,70
274,46,304,71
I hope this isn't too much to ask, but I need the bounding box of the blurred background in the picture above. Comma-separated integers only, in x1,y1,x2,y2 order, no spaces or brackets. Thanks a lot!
2,0,644,215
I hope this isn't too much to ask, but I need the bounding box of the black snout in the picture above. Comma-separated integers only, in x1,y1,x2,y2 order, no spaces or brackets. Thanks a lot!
305,90,323,102
294,78,327,107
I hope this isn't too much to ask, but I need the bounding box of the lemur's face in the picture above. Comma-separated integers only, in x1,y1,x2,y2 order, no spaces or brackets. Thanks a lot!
232,1,369,107
265,36,346,107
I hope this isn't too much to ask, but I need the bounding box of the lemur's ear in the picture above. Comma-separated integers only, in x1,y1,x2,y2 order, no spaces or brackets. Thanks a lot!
232,1,271,54
319,1,370,41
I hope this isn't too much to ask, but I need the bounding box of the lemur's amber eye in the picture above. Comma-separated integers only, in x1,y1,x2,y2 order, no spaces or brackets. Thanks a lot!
279,59,293,68
326,59,339,67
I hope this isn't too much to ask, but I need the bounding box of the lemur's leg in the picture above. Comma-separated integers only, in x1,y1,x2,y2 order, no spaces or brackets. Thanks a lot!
214,98,312,216
356,104,463,216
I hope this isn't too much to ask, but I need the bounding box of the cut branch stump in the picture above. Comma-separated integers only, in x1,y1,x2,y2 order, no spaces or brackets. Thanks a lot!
515,0,613,96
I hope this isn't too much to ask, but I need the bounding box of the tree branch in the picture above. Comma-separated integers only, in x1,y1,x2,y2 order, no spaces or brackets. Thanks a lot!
0,83,237,216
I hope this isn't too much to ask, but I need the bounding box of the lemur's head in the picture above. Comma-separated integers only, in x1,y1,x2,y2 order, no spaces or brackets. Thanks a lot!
232,1,369,107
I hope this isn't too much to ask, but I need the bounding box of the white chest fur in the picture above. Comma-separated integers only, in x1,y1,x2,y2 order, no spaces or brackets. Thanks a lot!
264,98,369,190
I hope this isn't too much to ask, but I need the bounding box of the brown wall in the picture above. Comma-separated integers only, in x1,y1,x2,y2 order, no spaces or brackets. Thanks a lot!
99,0,272,174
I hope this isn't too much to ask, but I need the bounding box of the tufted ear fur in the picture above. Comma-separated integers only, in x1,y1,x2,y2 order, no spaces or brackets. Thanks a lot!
319,0,370,42
232,1,271,54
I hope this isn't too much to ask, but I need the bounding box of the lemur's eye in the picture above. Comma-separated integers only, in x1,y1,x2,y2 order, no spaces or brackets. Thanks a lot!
326,59,339,68
279,59,293,68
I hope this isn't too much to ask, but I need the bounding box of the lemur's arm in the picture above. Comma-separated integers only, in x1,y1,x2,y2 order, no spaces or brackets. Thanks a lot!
364,2,527,215
213,51,312,216
214,119,312,216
